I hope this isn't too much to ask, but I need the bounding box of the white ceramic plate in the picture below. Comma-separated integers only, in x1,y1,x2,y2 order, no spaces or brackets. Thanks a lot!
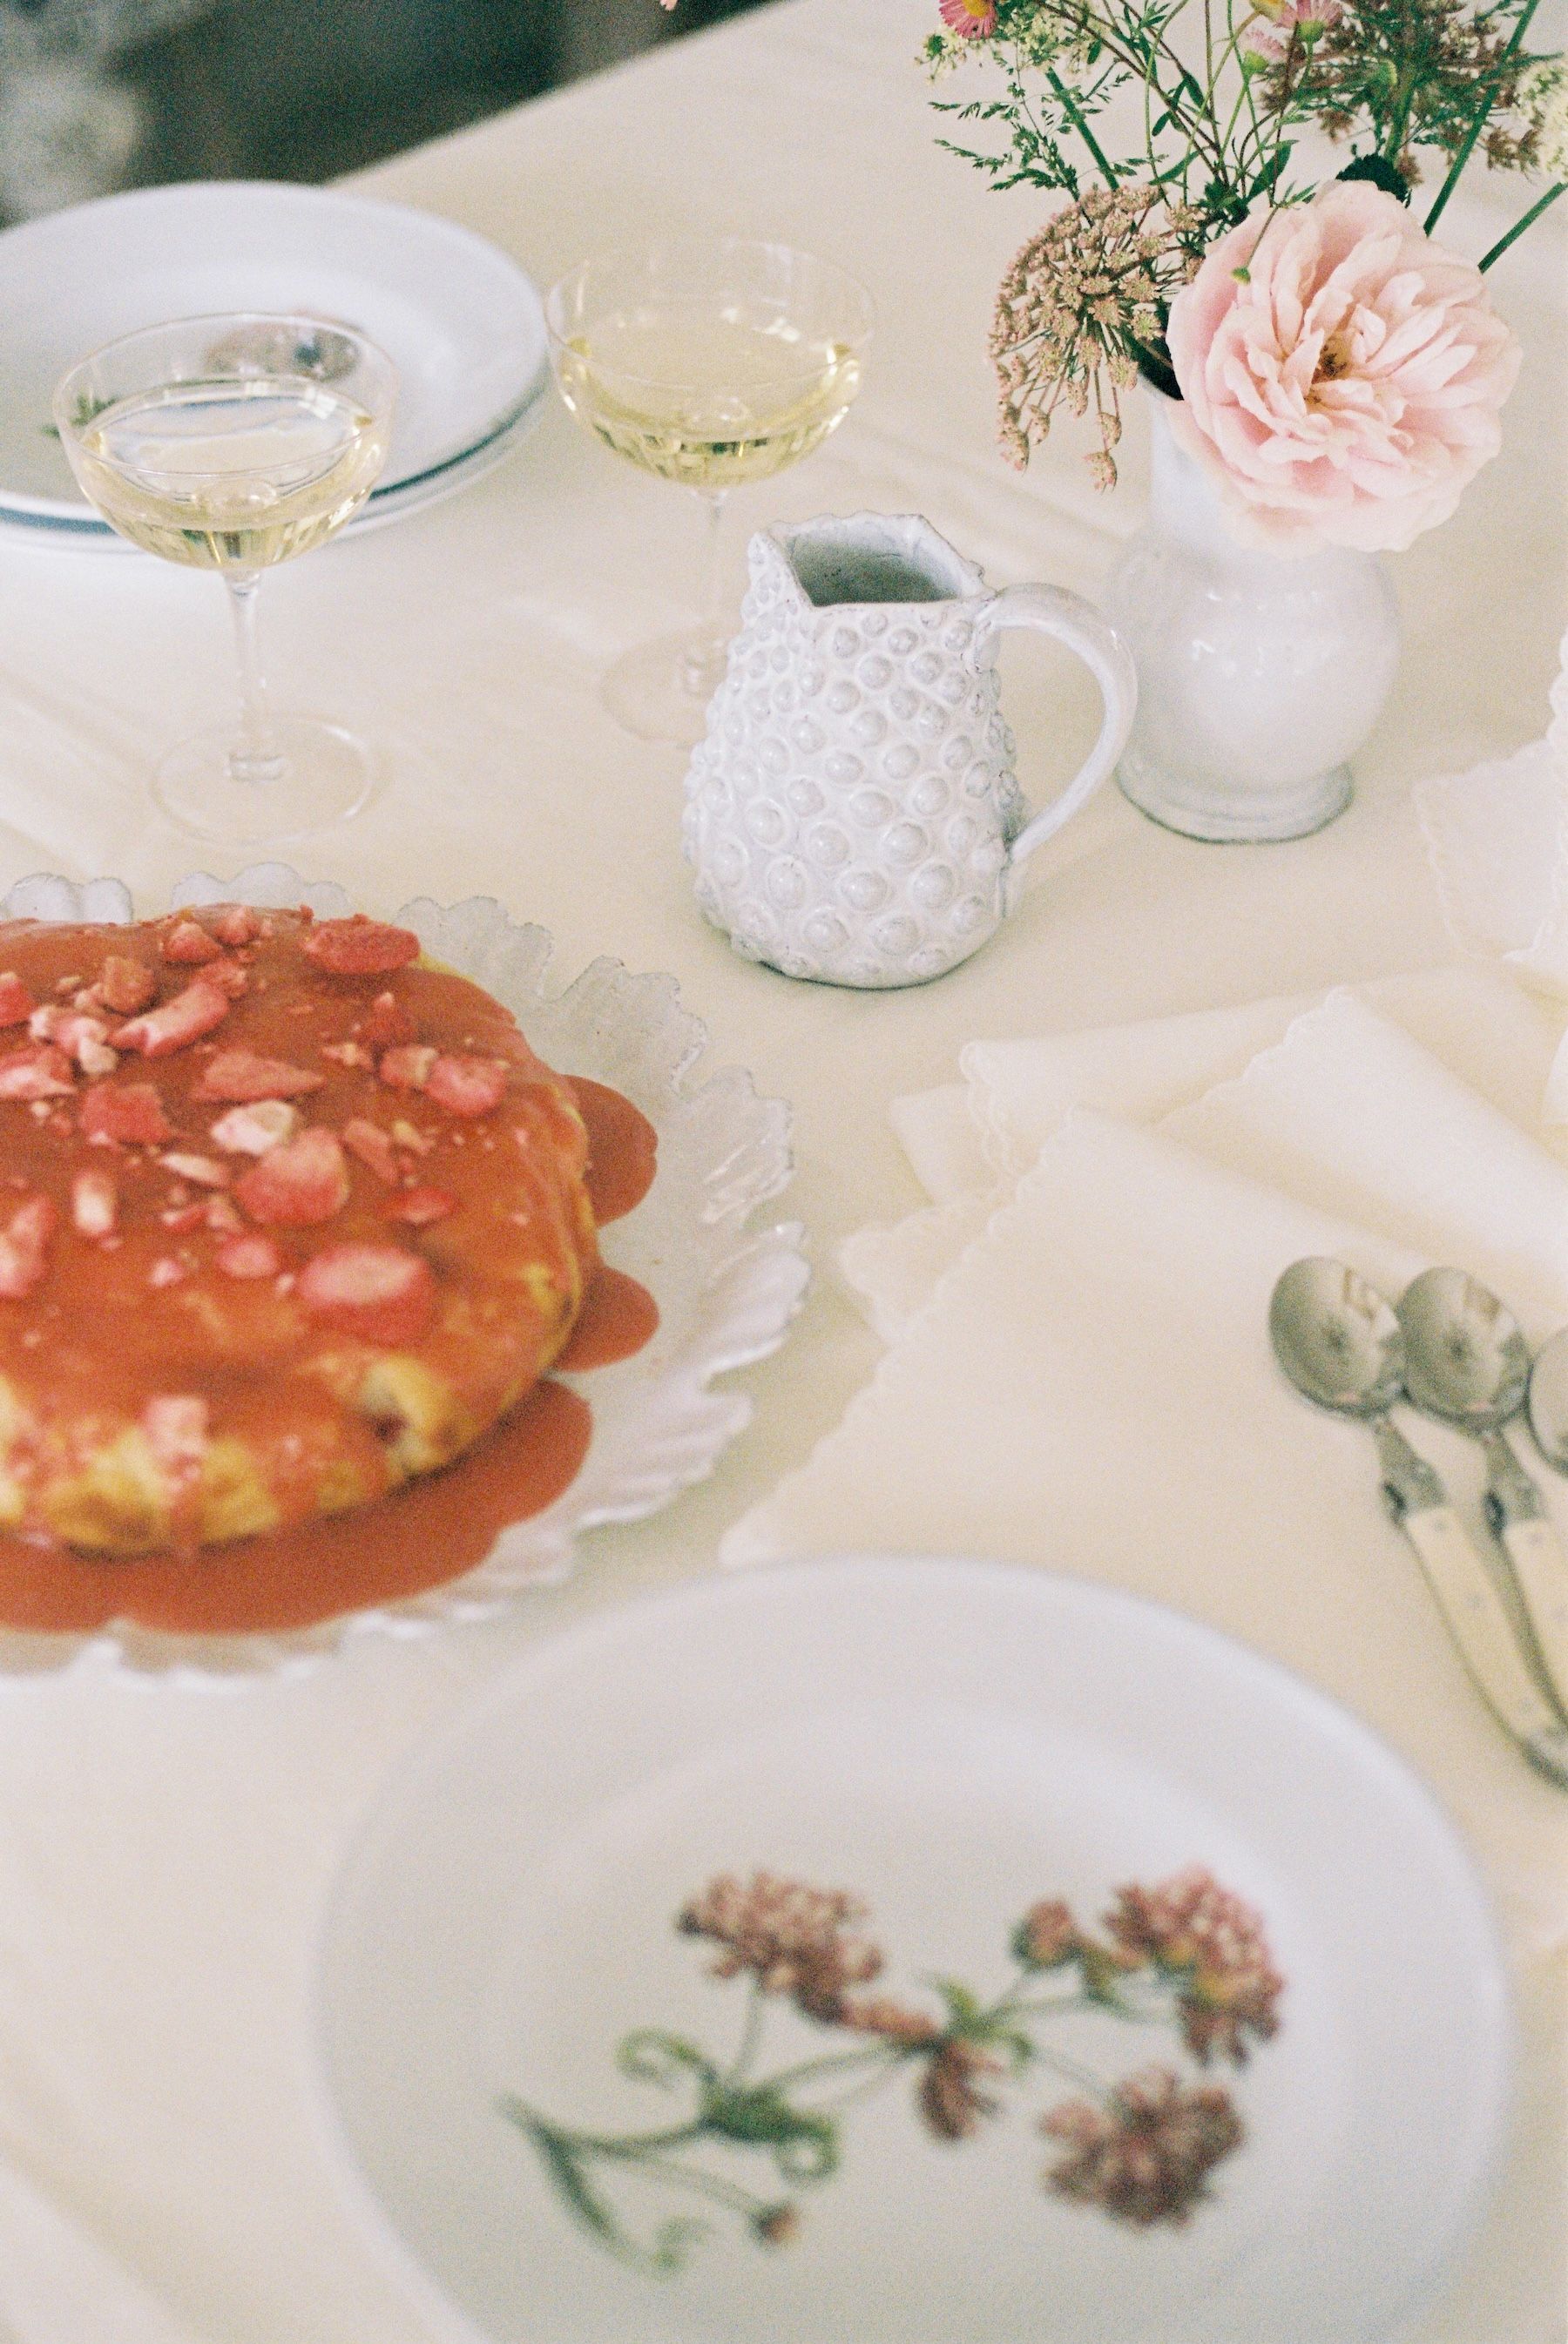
316,1557,1511,2344
0,867,807,1675
0,181,549,537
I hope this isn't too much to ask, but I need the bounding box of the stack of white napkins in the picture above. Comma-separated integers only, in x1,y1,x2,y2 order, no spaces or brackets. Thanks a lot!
724,963,1568,2342
1417,618,1568,1003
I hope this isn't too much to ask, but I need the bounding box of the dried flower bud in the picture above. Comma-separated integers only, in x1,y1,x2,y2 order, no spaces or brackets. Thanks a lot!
1014,1898,1078,1968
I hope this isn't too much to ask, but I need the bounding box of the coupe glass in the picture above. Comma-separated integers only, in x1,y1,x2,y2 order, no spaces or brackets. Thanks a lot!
546,239,873,745
54,312,397,843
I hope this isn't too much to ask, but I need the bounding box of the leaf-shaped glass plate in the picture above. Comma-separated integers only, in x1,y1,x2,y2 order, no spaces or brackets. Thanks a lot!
0,865,808,1677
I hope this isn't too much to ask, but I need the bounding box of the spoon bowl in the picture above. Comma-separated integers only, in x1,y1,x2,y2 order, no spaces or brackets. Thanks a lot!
1396,1267,1531,1431
1269,1256,1405,1417
1269,1258,1568,1788
1528,1327,1568,1474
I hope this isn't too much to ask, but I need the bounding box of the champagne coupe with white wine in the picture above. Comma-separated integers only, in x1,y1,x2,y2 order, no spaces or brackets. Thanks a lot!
54,313,396,842
546,240,873,745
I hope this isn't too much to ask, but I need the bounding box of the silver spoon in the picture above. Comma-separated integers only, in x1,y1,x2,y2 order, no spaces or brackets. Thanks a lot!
1270,1257,1568,1787
1527,1327,1568,1475
1397,1267,1568,1722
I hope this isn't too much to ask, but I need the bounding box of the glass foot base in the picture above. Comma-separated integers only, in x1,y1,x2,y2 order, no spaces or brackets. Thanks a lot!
601,626,729,747
152,716,376,844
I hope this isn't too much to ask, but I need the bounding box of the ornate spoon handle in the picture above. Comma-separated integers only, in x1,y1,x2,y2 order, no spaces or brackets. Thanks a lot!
1375,1419,1568,1788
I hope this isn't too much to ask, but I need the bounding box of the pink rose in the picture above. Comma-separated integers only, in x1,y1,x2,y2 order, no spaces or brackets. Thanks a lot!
1166,182,1520,552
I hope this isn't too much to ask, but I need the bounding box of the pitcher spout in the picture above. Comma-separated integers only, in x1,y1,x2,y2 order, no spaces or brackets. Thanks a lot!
767,511,987,612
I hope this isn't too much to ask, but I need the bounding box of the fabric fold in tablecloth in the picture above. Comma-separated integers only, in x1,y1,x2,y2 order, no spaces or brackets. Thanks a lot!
0,2157,203,2344
727,961,1568,2343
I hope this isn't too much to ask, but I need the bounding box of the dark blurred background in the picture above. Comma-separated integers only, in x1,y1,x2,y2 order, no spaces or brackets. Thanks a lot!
0,0,772,223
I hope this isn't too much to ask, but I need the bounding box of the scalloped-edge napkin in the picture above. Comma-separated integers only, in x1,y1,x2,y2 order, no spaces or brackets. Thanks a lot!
846,967,1566,1345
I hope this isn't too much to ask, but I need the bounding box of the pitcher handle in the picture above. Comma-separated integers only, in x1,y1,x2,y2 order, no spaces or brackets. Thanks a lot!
977,584,1138,894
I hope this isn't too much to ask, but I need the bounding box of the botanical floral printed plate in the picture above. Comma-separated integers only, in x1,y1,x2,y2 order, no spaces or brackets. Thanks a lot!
315,1557,1511,2344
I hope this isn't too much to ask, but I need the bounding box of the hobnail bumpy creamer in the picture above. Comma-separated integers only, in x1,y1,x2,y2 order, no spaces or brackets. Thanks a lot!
685,524,1017,986
683,514,1137,989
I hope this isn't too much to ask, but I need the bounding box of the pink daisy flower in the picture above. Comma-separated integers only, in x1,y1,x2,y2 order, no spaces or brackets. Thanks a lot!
1240,19,1289,59
1243,0,1340,47
939,0,998,37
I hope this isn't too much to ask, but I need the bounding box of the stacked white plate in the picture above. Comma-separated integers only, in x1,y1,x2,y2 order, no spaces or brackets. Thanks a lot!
0,179,551,550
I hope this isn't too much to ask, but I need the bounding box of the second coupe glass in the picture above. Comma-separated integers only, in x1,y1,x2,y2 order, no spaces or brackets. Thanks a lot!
55,312,397,843
547,239,873,745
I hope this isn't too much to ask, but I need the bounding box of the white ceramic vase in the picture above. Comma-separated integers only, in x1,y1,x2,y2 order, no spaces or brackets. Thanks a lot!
1105,390,1400,842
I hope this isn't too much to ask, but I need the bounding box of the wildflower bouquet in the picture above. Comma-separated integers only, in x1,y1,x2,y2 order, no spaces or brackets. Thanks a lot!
929,0,1566,547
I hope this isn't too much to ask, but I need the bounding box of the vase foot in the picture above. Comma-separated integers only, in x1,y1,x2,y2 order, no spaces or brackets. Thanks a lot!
1116,756,1353,844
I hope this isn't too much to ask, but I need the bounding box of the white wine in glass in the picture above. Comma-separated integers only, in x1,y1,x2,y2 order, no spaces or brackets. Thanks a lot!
547,240,873,745
55,314,397,844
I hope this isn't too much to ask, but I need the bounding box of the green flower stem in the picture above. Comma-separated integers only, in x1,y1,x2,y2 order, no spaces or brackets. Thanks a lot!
1144,58,1162,193
1050,65,1120,184
1031,2043,1112,2101
989,1965,1042,2016
1001,1991,1105,2020
1478,176,1567,267
1227,1,1285,187
725,1980,766,2084
603,2147,777,2219
763,2043,908,2095
498,2094,706,2161
1054,0,1227,181
1424,0,1543,233
1381,60,1421,165
816,2057,913,2115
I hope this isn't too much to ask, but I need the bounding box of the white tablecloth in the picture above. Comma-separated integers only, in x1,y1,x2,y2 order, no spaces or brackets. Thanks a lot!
0,4,1561,2338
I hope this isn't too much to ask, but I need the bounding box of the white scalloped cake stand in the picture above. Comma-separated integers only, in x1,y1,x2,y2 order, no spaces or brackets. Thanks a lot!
0,864,808,1676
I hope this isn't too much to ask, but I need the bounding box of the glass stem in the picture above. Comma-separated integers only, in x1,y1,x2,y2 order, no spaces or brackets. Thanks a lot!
680,488,728,701
224,571,287,787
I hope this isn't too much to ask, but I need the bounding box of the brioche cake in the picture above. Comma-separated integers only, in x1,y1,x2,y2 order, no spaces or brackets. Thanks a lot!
0,906,598,1554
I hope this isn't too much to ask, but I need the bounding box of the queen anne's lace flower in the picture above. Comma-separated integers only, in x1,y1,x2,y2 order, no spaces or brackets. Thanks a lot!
1103,1866,1284,2064
1016,1897,1078,1967
842,1995,944,2044
1166,180,1519,551
1043,2066,1244,2225
990,186,1200,484
1528,58,1568,178
918,2037,1009,2140
677,1872,884,2023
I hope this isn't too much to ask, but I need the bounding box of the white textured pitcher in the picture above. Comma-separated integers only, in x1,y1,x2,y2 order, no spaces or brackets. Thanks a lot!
683,513,1136,988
